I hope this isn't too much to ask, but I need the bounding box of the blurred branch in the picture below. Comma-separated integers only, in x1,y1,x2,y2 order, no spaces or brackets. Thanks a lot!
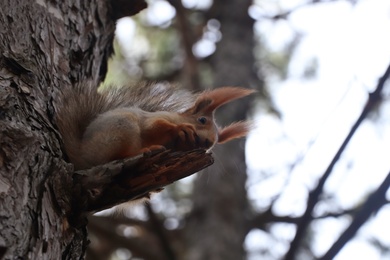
320,171,390,259
89,215,152,229
88,216,163,260
146,204,178,260
262,0,356,20
248,207,358,230
88,207,183,260
284,62,390,260
166,0,201,91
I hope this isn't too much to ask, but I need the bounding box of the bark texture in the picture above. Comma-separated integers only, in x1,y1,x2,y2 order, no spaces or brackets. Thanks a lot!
0,0,173,259
0,1,112,258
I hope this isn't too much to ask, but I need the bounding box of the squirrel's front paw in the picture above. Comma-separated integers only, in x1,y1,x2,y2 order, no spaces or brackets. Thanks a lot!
176,123,198,150
139,145,166,156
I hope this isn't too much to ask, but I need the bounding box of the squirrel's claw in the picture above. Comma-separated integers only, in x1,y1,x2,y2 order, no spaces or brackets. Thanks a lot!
140,145,166,156
176,123,199,150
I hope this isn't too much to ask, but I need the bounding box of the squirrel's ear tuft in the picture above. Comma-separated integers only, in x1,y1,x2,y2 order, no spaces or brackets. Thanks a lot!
195,87,255,114
193,99,212,114
183,87,255,115
218,121,254,144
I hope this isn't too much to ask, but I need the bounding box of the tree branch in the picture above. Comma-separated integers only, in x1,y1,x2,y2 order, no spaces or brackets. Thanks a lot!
284,62,390,259
320,171,390,259
69,149,213,226
88,216,163,260
146,204,178,260
261,0,356,20
248,207,359,231
166,0,201,91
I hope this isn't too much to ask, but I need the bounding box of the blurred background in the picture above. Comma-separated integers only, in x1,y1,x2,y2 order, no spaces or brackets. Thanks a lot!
88,0,390,259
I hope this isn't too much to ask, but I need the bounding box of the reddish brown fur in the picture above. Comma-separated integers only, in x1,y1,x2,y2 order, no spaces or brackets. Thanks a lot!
193,87,256,114
218,121,254,144
189,87,255,145
56,83,256,169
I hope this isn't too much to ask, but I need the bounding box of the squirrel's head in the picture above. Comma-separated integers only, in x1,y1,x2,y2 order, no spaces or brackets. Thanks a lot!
182,87,255,150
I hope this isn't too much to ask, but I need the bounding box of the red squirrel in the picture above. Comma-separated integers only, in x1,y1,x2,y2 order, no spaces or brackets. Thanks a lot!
56,82,255,170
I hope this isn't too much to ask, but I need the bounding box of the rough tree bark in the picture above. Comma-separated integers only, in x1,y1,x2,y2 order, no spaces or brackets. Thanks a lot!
0,1,213,259
0,0,115,257
186,0,261,259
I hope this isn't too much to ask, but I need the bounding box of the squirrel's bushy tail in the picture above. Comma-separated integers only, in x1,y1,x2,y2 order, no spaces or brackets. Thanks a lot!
55,82,107,168
54,82,195,168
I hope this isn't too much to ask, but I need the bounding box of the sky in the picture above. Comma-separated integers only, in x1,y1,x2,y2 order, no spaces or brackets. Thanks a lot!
115,0,390,259
246,0,390,259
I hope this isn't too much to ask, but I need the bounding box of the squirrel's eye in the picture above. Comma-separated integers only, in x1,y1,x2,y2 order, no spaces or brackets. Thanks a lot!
198,116,207,125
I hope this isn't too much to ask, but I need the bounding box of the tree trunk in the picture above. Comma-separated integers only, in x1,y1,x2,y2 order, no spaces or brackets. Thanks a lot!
186,0,260,259
0,0,144,258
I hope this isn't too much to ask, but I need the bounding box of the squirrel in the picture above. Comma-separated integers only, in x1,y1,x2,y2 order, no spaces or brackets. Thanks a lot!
55,82,255,170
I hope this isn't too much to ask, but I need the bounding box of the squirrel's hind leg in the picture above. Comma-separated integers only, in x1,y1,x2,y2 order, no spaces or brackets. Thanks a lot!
79,109,143,169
